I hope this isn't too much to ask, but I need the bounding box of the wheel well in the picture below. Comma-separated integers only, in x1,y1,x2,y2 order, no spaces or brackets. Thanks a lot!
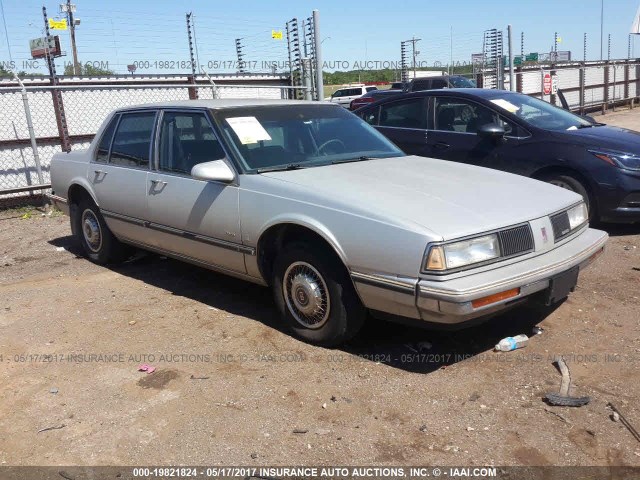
68,184,94,207
257,223,346,285
531,166,597,211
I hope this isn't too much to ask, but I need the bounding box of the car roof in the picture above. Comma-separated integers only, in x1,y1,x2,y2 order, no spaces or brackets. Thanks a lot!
118,98,332,112
380,88,516,99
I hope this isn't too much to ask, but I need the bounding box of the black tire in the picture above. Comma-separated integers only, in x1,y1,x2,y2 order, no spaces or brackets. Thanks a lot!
72,197,129,264
541,174,594,220
272,243,366,347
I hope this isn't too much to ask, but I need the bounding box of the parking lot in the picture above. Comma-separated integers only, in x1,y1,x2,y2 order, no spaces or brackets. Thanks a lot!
0,109,639,468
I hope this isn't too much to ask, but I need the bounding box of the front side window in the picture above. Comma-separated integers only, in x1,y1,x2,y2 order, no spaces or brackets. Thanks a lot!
332,89,344,98
158,112,225,175
95,115,118,163
379,98,427,129
109,112,156,168
214,105,403,172
434,97,513,134
435,98,489,132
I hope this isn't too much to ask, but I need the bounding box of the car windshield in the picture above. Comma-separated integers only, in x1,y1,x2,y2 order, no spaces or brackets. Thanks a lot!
488,94,593,130
449,77,476,88
213,104,404,172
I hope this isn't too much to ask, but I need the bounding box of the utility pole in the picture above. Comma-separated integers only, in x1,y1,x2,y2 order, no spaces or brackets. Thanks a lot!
449,26,453,76
312,10,323,101
520,31,524,58
600,0,604,60
507,24,514,91
61,0,80,75
607,33,611,61
403,36,421,79
43,6,71,152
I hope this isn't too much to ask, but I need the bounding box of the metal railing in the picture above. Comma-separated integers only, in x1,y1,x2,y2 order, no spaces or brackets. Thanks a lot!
481,59,640,113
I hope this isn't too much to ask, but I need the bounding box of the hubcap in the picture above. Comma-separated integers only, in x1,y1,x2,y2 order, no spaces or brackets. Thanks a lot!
549,180,574,192
81,209,102,253
283,261,330,329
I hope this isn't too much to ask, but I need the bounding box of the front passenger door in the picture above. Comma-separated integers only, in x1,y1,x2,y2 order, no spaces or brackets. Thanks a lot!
144,110,245,273
426,96,519,168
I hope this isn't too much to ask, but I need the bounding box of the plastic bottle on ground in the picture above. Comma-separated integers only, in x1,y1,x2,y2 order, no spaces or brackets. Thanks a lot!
495,334,529,352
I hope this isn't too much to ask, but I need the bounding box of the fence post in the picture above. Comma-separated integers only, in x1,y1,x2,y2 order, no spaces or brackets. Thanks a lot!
625,59,630,107
13,72,44,185
550,63,557,106
187,74,198,100
603,61,609,114
579,62,585,115
515,66,522,93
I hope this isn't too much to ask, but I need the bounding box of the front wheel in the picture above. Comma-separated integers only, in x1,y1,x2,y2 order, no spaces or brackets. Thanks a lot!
72,197,129,264
272,244,365,347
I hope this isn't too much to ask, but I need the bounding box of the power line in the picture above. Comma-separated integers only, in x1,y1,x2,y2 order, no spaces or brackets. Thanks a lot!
0,0,11,62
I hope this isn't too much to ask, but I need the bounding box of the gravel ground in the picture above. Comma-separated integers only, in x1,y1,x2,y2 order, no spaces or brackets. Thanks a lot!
0,110,640,467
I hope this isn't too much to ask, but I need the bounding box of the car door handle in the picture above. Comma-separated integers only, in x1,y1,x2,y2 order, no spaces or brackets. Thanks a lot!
94,169,106,175
434,142,450,150
150,179,167,186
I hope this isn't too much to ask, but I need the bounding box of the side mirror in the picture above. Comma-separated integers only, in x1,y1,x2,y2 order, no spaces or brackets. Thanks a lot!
582,114,598,124
477,123,506,139
191,159,235,183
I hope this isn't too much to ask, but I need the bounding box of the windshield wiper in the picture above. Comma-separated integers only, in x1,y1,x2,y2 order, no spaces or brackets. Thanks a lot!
331,156,377,165
257,163,305,173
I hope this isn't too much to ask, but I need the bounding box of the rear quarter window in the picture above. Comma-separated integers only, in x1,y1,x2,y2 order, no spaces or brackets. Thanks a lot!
94,115,119,163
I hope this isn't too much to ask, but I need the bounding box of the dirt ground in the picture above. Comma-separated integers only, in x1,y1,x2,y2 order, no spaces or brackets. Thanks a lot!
1,110,640,468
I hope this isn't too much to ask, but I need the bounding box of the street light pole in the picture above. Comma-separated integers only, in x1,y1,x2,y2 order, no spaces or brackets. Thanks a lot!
600,0,604,60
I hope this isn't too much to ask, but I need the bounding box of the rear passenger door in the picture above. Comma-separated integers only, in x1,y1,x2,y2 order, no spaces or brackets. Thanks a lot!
144,110,245,273
372,97,430,156
90,110,156,244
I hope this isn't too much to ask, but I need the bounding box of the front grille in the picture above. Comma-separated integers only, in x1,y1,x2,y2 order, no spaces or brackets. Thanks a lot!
497,224,534,257
550,211,571,241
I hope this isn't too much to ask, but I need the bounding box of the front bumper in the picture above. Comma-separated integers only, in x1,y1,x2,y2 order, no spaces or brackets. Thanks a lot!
597,168,640,223
351,227,608,325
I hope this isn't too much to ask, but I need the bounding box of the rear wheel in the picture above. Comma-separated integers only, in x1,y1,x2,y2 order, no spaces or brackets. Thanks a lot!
541,174,594,220
72,197,129,264
272,243,365,346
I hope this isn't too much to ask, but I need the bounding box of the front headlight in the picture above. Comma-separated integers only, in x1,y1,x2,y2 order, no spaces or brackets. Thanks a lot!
590,149,640,171
567,202,588,229
425,234,501,271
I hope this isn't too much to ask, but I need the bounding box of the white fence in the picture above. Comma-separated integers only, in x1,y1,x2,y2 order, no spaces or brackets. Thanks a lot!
490,59,640,112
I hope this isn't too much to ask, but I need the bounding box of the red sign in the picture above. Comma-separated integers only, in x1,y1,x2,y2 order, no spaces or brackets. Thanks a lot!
543,72,552,95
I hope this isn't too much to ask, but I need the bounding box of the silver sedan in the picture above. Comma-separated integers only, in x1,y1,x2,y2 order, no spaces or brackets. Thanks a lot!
49,99,608,346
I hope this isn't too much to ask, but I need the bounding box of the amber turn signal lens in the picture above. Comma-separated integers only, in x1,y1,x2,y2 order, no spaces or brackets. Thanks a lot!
471,288,520,309
426,246,446,270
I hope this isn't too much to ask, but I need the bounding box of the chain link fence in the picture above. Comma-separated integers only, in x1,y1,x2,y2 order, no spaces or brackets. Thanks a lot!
0,82,307,201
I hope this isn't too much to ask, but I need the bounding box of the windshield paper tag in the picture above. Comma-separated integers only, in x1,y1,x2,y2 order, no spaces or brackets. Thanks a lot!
226,117,272,144
490,99,519,113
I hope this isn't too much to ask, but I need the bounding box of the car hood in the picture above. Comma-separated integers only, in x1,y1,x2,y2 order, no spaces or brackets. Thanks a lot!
260,155,582,240
557,124,640,152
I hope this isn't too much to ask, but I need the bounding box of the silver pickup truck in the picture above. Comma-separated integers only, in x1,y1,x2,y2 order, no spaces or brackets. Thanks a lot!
48,99,608,346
